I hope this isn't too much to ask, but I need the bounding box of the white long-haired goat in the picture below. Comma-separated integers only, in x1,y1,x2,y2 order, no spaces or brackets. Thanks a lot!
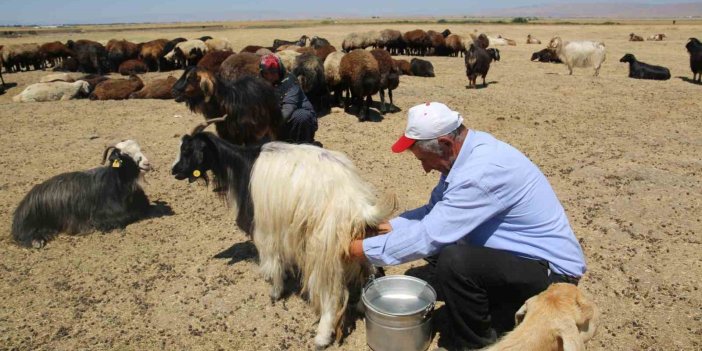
548,37,606,76
171,119,395,349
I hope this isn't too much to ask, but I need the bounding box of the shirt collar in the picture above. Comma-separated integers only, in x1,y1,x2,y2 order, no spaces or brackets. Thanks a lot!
445,129,474,184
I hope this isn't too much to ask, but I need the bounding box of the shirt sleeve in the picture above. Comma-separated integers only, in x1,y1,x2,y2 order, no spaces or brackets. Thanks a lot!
279,76,302,121
363,180,506,266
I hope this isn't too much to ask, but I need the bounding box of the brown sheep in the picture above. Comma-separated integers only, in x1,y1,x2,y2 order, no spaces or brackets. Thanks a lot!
89,75,144,100
296,46,316,55
378,29,405,55
217,52,259,82
53,57,79,72
470,33,490,49
240,45,265,54
2,43,44,72
324,51,345,106
314,45,336,63
138,39,169,71
81,74,110,93
526,34,542,44
393,59,412,75
370,49,399,114
197,50,235,72
445,34,466,57
403,29,431,56
39,41,73,68
339,49,380,121
427,30,447,55
129,76,177,99
106,39,140,72
118,59,148,76
629,33,644,42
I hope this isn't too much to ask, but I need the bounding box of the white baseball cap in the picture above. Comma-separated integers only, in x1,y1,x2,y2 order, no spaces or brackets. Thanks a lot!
391,102,464,153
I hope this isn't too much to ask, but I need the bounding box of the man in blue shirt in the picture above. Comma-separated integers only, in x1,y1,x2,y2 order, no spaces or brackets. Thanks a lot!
349,102,586,350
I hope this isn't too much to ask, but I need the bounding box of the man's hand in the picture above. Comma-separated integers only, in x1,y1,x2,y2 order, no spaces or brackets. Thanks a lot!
349,240,365,261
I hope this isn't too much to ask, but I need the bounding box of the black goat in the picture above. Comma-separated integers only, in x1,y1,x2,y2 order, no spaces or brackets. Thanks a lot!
66,40,109,74
531,48,562,63
686,38,702,82
465,45,500,88
410,58,435,77
11,143,151,248
272,35,309,51
619,54,670,80
172,120,261,235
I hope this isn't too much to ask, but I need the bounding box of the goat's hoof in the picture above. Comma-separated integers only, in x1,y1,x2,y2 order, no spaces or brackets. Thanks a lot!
269,287,283,303
31,239,45,249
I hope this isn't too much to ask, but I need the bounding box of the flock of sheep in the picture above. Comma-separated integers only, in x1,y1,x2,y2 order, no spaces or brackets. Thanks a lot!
2,25,702,350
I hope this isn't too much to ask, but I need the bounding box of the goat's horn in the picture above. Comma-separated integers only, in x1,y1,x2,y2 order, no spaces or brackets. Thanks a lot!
190,115,228,135
101,142,119,165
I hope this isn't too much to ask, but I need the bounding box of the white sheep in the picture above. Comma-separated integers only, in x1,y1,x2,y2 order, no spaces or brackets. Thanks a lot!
13,80,90,102
39,72,87,83
275,49,301,72
548,37,606,76
204,38,233,52
164,39,208,66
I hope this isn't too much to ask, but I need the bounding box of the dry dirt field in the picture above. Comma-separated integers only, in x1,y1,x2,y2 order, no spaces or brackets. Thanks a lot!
0,21,700,351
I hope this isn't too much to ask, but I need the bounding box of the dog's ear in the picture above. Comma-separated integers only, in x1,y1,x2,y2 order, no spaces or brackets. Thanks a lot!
514,296,536,326
574,289,599,342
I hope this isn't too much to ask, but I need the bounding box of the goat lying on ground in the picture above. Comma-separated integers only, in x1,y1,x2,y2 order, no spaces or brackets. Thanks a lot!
619,53,670,80
483,283,599,351
12,140,152,248
172,118,395,349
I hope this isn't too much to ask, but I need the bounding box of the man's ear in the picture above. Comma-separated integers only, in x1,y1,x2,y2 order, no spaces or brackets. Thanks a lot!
437,136,454,156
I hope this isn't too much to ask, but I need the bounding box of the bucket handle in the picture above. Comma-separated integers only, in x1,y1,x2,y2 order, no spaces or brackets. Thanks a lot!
423,302,435,320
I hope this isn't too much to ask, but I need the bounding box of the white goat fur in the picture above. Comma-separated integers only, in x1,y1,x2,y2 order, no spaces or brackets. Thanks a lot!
164,40,208,62
13,80,90,102
249,142,394,348
39,72,87,83
548,37,606,76
324,51,345,87
275,50,301,72
113,140,152,172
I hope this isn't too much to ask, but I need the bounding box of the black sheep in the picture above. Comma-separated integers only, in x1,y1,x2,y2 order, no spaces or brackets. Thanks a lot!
272,35,309,51
310,36,331,49
465,44,500,88
410,58,435,77
66,40,109,74
686,38,702,83
531,48,562,63
11,142,151,248
619,54,670,80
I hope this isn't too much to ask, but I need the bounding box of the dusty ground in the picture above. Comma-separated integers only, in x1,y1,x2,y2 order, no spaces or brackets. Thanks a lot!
0,22,700,350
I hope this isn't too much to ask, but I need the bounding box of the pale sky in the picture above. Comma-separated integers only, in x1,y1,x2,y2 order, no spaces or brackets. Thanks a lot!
0,0,695,25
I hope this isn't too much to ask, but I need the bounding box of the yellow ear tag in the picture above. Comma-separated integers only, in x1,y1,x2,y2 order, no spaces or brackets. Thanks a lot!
193,170,201,177
112,160,121,168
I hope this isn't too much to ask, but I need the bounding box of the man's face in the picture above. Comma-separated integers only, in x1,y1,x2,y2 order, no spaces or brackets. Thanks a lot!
261,70,280,84
410,143,453,175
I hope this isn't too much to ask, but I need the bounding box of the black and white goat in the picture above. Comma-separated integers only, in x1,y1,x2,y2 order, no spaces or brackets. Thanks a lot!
465,44,500,88
11,140,152,248
619,53,671,80
172,119,394,349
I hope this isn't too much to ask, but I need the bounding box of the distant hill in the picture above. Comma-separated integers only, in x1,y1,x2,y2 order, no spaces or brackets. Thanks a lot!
478,2,702,18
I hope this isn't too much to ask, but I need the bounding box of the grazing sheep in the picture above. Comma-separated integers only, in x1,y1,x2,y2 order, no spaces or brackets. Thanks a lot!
106,39,140,72
171,123,394,349
339,49,380,121
619,53,670,80
341,31,379,52
12,140,152,248
129,76,177,99
39,72,87,83
164,39,208,67
686,38,702,82
404,29,431,56
310,36,331,49
646,33,666,41
483,283,599,351
378,29,405,55
205,38,233,52
196,50,235,72
293,53,329,114
1,43,44,72
13,80,90,102
118,59,148,76
324,51,345,107
393,59,412,75
531,48,562,63
139,38,169,71
272,35,308,51
370,49,400,114
39,41,73,67
629,33,644,42
90,75,144,100
548,37,606,76
67,40,108,74
445,34,466,57
314,44,336,63
410,58,435,77
427,30,447,56
465,44,500,88
526,34,541,44
53,57,79,72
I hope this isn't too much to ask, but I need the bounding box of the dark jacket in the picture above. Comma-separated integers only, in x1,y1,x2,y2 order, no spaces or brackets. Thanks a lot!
274,73,316,121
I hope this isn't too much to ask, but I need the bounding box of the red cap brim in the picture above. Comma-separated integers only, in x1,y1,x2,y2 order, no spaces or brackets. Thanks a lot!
391,135,416,153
